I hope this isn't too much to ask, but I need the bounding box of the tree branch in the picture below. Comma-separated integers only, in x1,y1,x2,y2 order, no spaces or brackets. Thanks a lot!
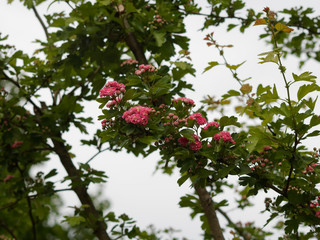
121,15,148,64
31,4,49,40
194,186,225,240
51,133,111,240
216,207,250,240
0,219,17,240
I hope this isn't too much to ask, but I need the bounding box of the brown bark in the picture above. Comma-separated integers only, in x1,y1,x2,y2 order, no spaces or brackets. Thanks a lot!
122,16,148,64
52,135,111,240
195,186,225,240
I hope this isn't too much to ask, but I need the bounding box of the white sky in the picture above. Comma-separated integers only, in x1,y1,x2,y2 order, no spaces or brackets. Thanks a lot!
1,1,320,239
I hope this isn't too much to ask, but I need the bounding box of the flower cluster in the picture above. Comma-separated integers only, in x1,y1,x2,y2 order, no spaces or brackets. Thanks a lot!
120,59,138,67
178,134,202,151
99,81,125,98
135,64,156,75
203,121,220,130
11,141,23,149
101,119,115,129
187,112,207,125
106,98,122,108
172,97,195,106
303,163,318,174
247,155,273,171
213,131,235,144
147,14,168,29
122,106,152,126
310,196,320,218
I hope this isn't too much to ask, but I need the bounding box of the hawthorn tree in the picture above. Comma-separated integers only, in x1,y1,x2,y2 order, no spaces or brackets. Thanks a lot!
1,1,320,240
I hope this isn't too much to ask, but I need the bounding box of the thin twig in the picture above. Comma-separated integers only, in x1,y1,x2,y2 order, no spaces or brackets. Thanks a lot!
86,148,109,164
216,207,250,240
32,4,49,40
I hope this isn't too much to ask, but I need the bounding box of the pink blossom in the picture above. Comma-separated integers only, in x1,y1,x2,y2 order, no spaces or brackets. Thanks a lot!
213,131,235,144
135,64,156,75
3,175,14,182
204,121,220,130
122,106,152,126
106,98,122,108
11,141,23,149
187,112,207,125
192,134,200,141
99,81,126,98
121,59,138,66
190,140,202,151
178,137,189,147
172,97,195,105
101,119,107,128
316,211,320,218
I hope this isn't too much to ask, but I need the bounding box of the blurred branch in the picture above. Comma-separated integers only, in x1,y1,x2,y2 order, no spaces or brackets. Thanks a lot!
0,219,17,240
32,4,49,40
216,207,250,240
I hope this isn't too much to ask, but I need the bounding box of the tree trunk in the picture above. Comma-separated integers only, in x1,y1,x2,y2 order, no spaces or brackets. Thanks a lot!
195,186,225,240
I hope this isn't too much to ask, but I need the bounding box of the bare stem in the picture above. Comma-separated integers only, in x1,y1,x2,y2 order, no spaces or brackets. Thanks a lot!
86,148,109,164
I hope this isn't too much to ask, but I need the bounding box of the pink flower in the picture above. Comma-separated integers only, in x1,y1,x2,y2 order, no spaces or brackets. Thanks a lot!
187,112,207,125
99,81,126,98
101,119,107,128
172,97,195,105
106,98,122,108
11,141,23,149
204,121,220,130
3,175,14,182
178,137,189,147
122,106,152,126
135,64,156,75
178,134,202,151
213,131,235,144
316,210,320,218
190,140,202,151
121,59,138,66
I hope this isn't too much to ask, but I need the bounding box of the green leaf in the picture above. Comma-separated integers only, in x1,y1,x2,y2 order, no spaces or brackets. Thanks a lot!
177,173,189,186
292,72,316,83
222,89,241,100
63,216,86,227
44,169,58,179
226,61,245,70
258,50,281,64
275,22,294,33
203,61,219,73
219,116,240,128
297,83,320,101
138,136,156,145
153,31,166,47
180,129,195,141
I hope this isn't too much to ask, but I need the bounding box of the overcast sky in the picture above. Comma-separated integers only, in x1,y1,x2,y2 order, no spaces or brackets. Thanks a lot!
1,1,320,239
